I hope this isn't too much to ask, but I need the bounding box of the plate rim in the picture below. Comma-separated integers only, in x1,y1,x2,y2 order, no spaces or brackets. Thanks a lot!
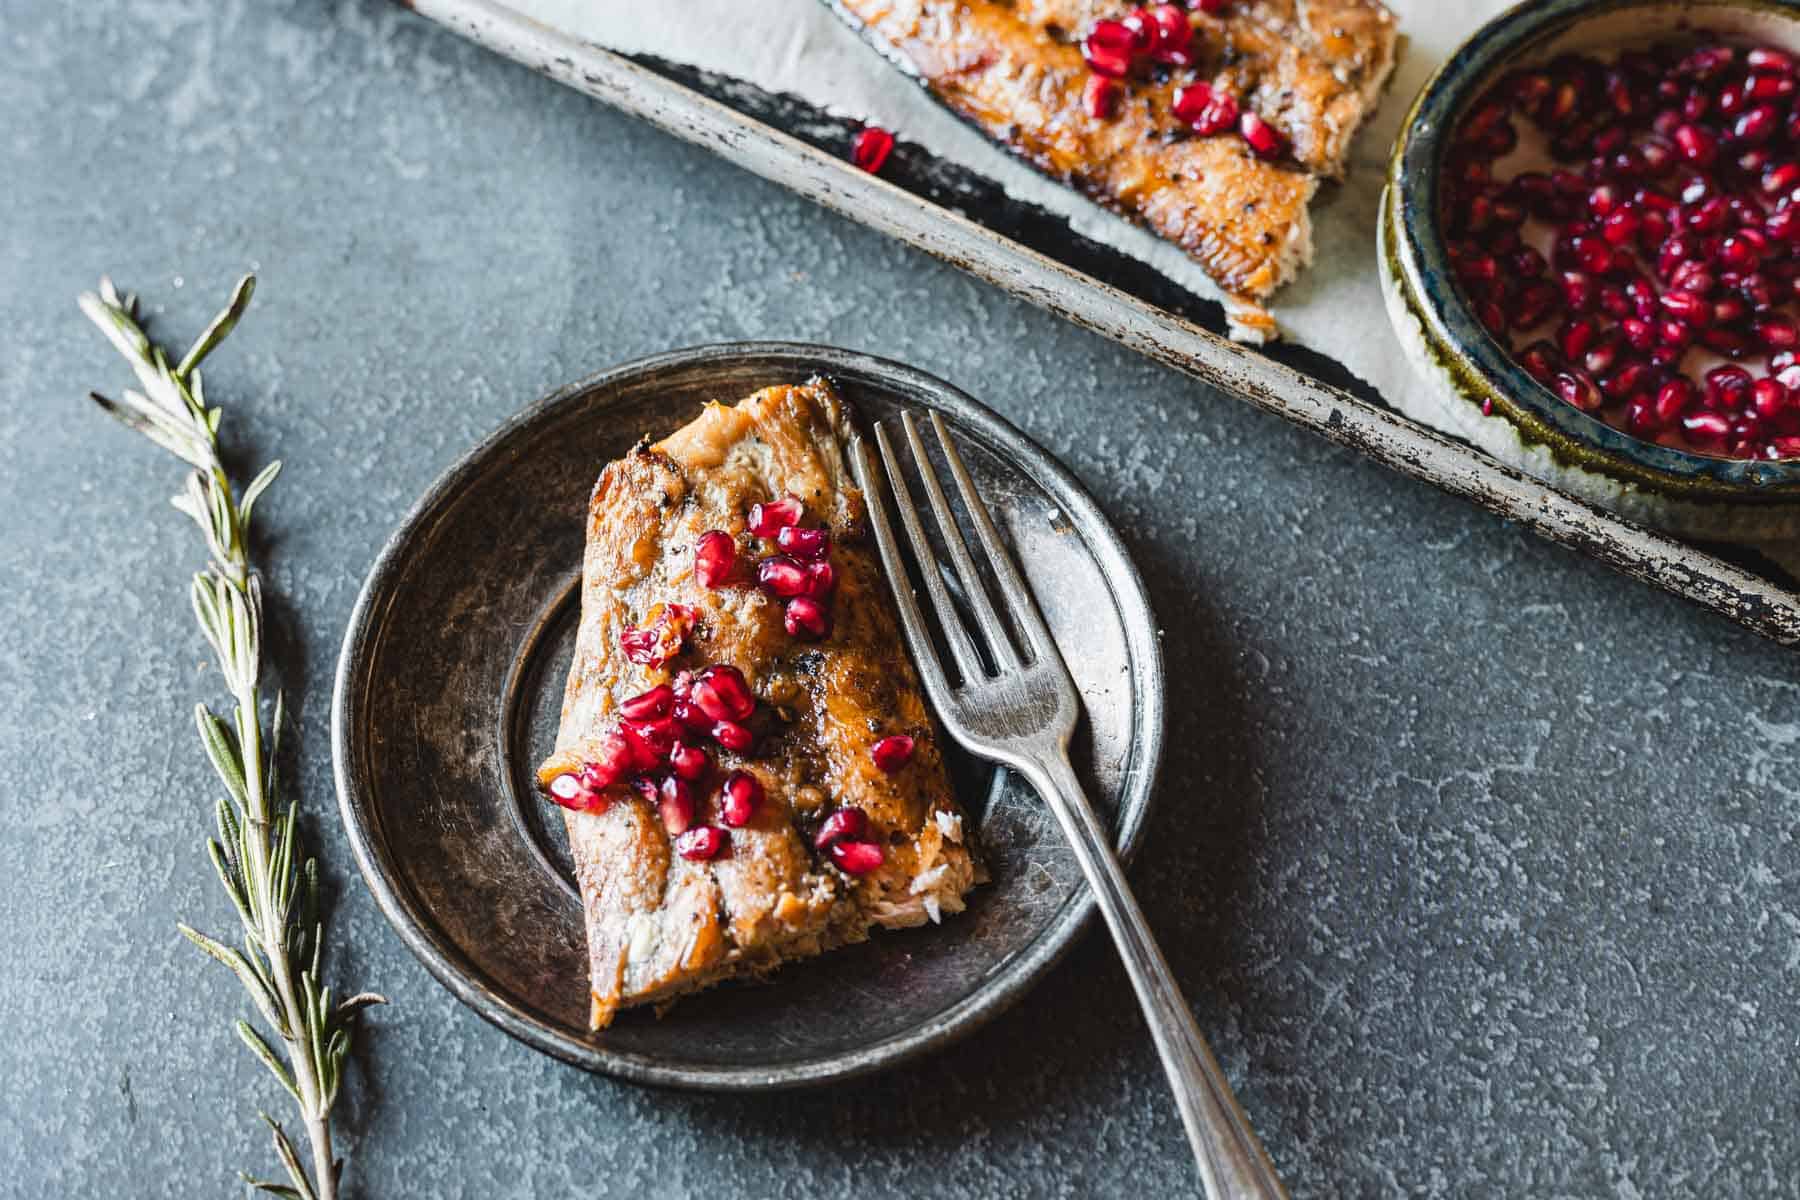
331,341,1166,1090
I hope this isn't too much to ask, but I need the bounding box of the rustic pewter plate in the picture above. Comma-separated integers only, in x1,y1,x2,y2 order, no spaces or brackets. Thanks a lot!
332,343,1163,1090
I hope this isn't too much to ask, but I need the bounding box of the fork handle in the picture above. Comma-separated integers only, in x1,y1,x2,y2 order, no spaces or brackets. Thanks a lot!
1021,751,1287,1200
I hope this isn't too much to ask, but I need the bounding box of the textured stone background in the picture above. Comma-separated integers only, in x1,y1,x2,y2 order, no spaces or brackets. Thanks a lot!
5,2,1800,1196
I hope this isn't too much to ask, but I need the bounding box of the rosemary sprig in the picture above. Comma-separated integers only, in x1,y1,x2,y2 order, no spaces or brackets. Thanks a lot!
80,276,384,1200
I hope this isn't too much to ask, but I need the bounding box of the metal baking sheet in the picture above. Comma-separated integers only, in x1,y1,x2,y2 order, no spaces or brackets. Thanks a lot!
397,0,1800,646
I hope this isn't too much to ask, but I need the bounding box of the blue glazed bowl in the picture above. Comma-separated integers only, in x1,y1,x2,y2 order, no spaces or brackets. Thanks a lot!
1381,0,1800,536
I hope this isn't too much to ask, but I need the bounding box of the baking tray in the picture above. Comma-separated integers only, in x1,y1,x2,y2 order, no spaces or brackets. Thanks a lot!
397,0,1800,645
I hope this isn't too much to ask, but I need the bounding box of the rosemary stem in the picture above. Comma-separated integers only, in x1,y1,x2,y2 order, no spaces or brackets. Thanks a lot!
81,275,379,1200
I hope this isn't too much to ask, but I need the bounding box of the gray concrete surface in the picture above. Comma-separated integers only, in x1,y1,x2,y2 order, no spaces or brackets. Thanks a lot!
4,1,1800,1196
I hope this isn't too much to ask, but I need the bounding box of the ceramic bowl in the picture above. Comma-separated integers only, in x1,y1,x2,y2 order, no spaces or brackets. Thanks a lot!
1381,0,1800,539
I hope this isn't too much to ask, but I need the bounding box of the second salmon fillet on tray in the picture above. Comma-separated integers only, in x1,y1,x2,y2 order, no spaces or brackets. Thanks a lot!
537,379,982,1029
834,0,1400,340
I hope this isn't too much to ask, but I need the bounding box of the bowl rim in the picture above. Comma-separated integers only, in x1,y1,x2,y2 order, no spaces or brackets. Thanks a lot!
1387,0,1800,499
330,340,1166,1090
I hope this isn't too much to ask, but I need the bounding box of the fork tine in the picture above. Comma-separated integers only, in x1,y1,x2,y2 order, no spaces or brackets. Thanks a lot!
865,425,989,686
899,411,1023,671
850,436,959,702
927,410,1056,658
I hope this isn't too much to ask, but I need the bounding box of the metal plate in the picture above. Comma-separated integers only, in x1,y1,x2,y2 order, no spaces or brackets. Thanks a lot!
332,343,1164,1090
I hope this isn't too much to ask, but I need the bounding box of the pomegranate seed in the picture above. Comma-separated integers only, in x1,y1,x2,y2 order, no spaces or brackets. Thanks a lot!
1757,316,1800,351
1602,361,1657,401
1706,365,1753,409
1555,369,1603,412
1718,233,1763,271
1655,377,1695,424
1457,253,1500,288
711,719,754,753
829,840,886,875
1145,4,1191,58
1238,111,1285,160
675,826,727,861
804,560,837,597
850,126,894,174
620,717,677,770
619,684,673,721
1748,72,1795,99
813,806,869,849
1172,82,1213,125
1684,410,1732,441
1638,136,1676,177
1766,203,1800,239
1584,331,1622,376
1083,75,1119,121
759,556,811,598
1601,208,1640,245
1560,316,1598,360
581,735,633,790
776,525,829,560
668,741,709,782
1560,270,1596,312
1769,436,1800,458
1703,327,1751,357
1511,282,1560,329
784,595,833,640
1518,340,1562,382
1192,91,1239,137
1713,295,1749,327
1119,8,1155,53
1670,260,1715,294
1658,316,1695,348
720,770,762,827
1659,289,1710,324
1718,80,1748,117
1081,19,1137,77
547,771,606,813
747,495,804,538
1735,104,1781,144
694,531,736,588
1625,276,1658,320
1684,194,1730,232
671,697,711,734
1752,378,1790,419
691,664,756,723
1749,48,1795,75
1621,317,1657,351
620,604,696,669
1626,395,1663,434
871,734,916,773
1673,123,1718,167
1511,247,1548,278
659,776,696,835
1194,0,1227,11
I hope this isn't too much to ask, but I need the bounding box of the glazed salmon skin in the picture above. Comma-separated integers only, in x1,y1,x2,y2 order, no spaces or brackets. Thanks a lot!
834,0,1398,339
537,379,981,1029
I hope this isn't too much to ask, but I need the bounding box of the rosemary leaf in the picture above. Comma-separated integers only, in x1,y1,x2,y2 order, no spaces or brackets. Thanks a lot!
237,1021,301,1104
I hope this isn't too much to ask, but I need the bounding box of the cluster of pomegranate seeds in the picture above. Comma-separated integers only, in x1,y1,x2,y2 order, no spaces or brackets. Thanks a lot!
1445,39,1800,460
813,805,885,875
747,493,838,640
1077,3,1284,161
545,655,766,857
870,734,916,774
850,125,894,175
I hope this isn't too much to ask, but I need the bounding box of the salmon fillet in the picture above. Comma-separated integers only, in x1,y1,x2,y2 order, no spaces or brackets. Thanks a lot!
538,379,981,1029
836,0,1399,339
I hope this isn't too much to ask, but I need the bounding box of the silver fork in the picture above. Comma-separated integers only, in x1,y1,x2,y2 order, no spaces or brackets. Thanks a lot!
851,411,1286,1200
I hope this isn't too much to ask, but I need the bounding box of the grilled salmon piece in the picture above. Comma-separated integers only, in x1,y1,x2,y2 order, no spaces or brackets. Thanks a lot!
837,0,1398,339
538,379,980,1029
